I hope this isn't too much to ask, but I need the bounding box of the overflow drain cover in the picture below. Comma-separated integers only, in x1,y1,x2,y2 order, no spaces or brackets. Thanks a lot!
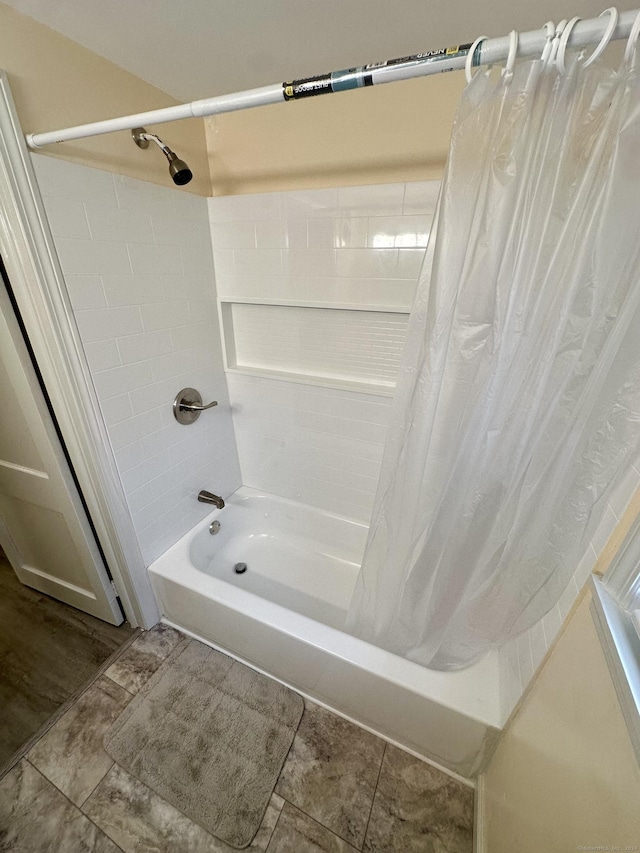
234,562,247,574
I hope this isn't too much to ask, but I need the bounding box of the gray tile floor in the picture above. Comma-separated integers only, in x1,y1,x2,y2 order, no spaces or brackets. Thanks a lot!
0,625,474,853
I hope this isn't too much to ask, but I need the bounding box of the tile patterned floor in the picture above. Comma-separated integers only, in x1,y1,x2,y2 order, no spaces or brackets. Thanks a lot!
0,625,474,853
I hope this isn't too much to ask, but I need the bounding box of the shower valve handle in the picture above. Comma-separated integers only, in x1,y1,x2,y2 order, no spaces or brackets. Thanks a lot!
173,388,218,425
180,399,218,412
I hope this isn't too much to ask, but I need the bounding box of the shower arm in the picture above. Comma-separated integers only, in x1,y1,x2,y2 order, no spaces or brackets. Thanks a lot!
25,9,640,150
134,130,173,159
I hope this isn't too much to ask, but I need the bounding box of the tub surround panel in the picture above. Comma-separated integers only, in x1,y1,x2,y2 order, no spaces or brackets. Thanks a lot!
209,181,437,521
34,155,241,565
228,374,390,523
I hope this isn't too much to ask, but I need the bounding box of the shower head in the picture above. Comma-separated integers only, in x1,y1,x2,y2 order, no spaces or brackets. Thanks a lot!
132,127,193,186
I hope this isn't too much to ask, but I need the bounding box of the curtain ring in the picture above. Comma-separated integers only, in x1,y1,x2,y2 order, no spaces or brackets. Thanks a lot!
540,21,556,64
556,17,581,73
583,7,618,67
623,8,640,66
546,19,567,69
502,29,519,80
465,35,489,83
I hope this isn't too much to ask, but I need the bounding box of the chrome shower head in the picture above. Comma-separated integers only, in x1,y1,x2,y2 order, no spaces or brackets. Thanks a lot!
132,127,193,186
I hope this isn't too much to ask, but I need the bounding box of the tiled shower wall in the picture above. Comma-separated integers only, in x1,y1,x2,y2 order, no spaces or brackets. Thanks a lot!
33,155,241,565
208,182,439,522
207,179,640,720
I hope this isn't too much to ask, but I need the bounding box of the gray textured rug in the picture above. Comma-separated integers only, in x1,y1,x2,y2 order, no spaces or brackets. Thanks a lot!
104,638,304,848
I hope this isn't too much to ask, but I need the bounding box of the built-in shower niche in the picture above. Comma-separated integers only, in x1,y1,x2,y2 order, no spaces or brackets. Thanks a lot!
219,298,409,395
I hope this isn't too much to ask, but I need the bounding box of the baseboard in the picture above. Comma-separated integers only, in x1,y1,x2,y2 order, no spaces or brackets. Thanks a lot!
474,773,486,853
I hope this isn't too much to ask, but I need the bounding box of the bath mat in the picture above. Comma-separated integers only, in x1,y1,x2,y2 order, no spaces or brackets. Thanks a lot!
104,638,304,848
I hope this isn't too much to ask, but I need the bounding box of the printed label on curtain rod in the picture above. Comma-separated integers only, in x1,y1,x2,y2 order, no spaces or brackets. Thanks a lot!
282,44,473,100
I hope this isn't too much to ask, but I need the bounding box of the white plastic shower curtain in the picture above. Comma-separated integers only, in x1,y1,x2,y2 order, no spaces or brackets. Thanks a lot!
347,32,640,670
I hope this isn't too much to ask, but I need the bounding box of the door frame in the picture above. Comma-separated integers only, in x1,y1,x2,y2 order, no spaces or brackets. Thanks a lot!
0,71,158,628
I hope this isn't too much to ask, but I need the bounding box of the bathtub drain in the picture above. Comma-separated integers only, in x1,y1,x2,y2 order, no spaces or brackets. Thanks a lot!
234,562,247,574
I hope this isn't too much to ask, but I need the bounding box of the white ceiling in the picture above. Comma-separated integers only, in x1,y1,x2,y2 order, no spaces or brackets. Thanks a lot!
5,0,638,102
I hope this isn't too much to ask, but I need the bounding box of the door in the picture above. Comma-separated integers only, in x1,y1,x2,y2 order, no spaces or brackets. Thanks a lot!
0,269,123,624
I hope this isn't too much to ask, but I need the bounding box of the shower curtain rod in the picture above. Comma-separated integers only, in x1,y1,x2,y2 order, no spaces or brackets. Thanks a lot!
26,8,639,150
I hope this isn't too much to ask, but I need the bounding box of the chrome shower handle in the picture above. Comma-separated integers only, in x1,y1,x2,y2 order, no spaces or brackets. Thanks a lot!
180,399,218,412
173,388,218,425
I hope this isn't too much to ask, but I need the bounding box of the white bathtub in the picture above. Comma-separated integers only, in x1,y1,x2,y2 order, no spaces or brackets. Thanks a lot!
149,487,502,778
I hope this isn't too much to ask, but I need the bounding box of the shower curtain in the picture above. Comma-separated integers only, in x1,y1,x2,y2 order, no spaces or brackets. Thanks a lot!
346,46,640,670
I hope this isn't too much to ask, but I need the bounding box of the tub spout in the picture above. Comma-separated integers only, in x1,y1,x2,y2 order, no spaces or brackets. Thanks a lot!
198,490,225,509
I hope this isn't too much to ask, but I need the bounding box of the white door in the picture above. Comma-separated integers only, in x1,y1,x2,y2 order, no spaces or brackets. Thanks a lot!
0,278,122,624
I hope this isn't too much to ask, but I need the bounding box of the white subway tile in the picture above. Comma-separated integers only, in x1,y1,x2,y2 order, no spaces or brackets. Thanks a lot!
367,215,432,249
172,190,207,219
542,603,563,648
181,244,214,276
283,188,339,219
528,621,547,670
336,248,399,279
64,276,106,310
209,221,257,249
170,322,212,352
128,242,183,275
55,238,132,276
397,248,426,280
108,409,163,450
332,277,416,308
169,274,215,301
151,348,199,381
100,393,134,426
208,192,283,222
337,183,405,217
102,274,165,306
282,249,336,277
307,218,370,249
189,300,218,327
92,360,155,400
608,465,640,520
113,174,174,215
590,504,618,556
114,440,143,474
75,306,142,342
233,248,282,276
126,480,159,516
117,330,173,364
153,211,211,248
403,181,441,215
129,377,179,415
34,154,117,206
137,425,186,463
255,220,307,249
43,197,90,239
140,301,190,331
516,634,534,686
573,544,597,589
85,202,154,244
212,250,235,277
83,339,121,373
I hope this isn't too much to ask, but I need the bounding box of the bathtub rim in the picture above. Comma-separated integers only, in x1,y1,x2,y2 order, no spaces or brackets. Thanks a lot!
148,486,502,730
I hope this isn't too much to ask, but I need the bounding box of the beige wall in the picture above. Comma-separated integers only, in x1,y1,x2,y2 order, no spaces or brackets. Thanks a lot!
483,590,640,852
0,3,209,195
206,71,465,195
1,2,463,198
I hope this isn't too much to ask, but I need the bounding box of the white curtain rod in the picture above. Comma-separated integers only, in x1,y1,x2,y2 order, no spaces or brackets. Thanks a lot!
26,8,639,150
